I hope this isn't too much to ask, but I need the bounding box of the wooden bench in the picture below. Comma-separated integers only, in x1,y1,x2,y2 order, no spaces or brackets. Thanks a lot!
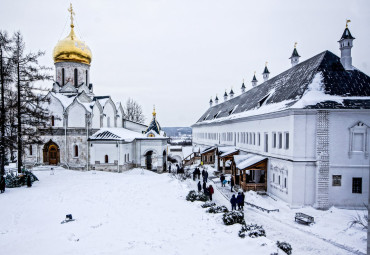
295,212,314,225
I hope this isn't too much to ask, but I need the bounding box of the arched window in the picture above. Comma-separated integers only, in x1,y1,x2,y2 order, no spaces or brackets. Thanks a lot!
74,145,78,157
29,145,33,156
62,68,65,86
51,115,55,126
127,154,129,161
124,154,127,162
86,70,88,85
105,155,108,163
107,117,110,127
74,68,78,87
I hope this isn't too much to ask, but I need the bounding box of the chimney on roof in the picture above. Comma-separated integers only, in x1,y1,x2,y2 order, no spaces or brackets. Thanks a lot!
262,62,270,82
289,42,300,67
229,88,234,99
223,90,228,101
209,97,213,107
215,95,219,104
338,20,355,71
251,72,258,87
241,79,246,93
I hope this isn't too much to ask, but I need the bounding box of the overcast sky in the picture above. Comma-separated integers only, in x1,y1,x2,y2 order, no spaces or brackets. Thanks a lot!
1,0,369,127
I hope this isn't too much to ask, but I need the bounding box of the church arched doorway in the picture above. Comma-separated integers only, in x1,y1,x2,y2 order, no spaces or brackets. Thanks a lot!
145,151,153,170
43,140,60,165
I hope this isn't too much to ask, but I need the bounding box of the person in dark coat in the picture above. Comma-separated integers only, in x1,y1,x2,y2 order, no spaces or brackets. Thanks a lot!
230,194,237,210
208,185,214,201
197,168,201,180
220,174,225,187
26,175,32,187
176,164,180,174
202,181,207,193
168,164,171,173
230,177,234,192
204,170,208,183
241,192,245,210
0,176,5,193
197,181,202,192
201,169,205,178
192,169,196,181
236,192,243,210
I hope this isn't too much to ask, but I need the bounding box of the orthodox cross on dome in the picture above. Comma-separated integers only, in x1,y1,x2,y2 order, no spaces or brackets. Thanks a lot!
152,105,156,117
68,3,75,28
346,19,351,28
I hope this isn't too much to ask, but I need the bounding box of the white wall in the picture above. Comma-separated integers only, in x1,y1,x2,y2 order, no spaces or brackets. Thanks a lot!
103,102,115,128
92,105,101,129
48,96,64,127
68,103,86,127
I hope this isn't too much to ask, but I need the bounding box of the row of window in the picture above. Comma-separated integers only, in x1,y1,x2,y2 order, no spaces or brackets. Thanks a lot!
272,173,287,188
194,131,290,151
50,115,118,128
61,68,88,87
332,175,363,193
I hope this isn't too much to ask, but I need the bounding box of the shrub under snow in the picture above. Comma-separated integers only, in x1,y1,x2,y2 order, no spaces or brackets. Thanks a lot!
201,202,216,208
186,190,209,202
238,224,266,238
207,205,229,214
222,211,245,225
277,241,292,255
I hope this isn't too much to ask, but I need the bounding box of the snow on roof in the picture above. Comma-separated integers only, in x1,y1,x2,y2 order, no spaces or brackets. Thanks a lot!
90,128,144,142
51,92,75,108
76,98,93,112
234,154,267,170
194,51,370,126
182,146,193,158
220,148,239,158
218,146,236,154
201,146,216,154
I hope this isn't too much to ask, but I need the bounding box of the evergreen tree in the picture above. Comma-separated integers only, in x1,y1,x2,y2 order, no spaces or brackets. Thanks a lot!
10,31,52,172
0,30,13,175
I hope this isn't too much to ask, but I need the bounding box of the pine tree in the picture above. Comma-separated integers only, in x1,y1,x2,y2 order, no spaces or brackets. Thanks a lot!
10,31,52,172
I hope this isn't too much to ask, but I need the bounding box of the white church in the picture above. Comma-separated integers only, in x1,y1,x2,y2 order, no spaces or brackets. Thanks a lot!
24,5,169,172
192,22,370,209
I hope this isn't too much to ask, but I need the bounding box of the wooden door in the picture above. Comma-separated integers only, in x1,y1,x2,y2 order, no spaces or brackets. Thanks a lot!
49,145,58,165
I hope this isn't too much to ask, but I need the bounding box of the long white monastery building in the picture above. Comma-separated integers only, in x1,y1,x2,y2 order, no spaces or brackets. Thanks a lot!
192,24,370,209
24,6,168,172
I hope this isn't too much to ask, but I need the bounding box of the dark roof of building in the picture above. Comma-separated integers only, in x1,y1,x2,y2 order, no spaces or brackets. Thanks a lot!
145,116,161,135
230,89,234,95
195,50,370,124
224,91,228,97
263,66,270,74
252,74,258,82
290,48,301,58
93,96,110,101
340,28,355,40
241,82,246,89
209,98,213,103
215,95,219,100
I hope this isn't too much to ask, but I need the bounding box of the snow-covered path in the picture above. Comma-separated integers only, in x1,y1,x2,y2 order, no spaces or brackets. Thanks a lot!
186,175,365,255
0,169,277,255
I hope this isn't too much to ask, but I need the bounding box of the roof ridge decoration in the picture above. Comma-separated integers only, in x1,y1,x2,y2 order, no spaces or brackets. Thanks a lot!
194,50,370,125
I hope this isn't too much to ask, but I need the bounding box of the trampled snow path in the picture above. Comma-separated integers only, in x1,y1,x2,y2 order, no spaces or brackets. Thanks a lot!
1,168,279,255
183,169,365,255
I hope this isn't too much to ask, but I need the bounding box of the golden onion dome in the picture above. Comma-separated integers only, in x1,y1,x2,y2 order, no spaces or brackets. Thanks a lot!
53,4,92,65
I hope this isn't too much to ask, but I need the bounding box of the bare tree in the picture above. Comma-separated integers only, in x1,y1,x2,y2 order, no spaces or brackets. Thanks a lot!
123,98,145,124
11,31,52,172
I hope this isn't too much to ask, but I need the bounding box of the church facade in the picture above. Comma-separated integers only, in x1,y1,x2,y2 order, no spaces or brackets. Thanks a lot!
193,23,370,209
23,5,168,172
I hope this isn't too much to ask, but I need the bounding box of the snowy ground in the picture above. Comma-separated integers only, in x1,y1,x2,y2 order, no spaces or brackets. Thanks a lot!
0,167,367,255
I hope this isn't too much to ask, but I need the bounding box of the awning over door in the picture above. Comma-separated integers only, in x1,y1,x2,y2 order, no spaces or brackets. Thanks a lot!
234,154,267,170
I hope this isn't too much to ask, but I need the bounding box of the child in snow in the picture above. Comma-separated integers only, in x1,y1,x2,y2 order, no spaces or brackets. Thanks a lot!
230,194,237,210
220,174,225,187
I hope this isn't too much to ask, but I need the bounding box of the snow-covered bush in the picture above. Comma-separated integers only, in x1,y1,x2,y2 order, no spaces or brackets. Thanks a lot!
186,190,208,202
238,224,266,238
277,241,292,255
4,170,38,188
201,202,216,208
222,211,245,225
207,205,229,214
349,205,368,230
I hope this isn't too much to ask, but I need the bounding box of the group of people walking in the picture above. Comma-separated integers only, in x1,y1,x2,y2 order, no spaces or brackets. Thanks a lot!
230,192,245,210
197,181,214,201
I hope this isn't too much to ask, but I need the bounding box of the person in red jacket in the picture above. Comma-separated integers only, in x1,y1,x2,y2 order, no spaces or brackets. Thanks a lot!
208,185,214,201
